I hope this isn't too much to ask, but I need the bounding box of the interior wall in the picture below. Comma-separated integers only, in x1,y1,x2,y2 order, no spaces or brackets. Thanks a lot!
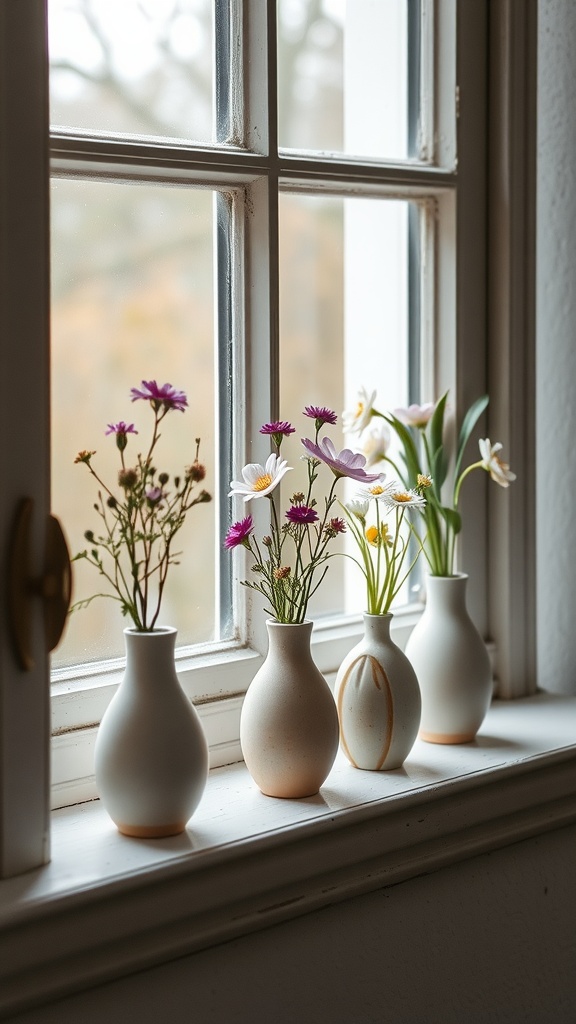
10,822,576,1024
536,0,576,694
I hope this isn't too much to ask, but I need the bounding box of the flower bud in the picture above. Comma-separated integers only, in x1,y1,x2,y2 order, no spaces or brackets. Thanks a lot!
189,460,206,482
118,468,138,490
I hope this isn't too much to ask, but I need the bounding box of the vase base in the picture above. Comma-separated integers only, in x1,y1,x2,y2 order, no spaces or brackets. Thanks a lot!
258,786,320,799
117,821,186,838
419,729,476,745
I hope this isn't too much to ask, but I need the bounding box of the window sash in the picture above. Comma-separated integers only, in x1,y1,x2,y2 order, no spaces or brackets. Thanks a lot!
0,0,539,869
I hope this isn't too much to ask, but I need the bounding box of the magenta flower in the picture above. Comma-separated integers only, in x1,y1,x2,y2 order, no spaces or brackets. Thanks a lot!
303,406,337,426
260,421,295,437
145,486,165,505
285,504,319,525
130,380,188,413
224,515,254,549
301,436,384,483
105,421,138,437
328,517,346,534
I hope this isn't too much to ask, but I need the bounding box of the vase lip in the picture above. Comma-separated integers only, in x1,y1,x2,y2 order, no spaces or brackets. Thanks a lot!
425,572,469,582
265,617,313,628
362,611,393,621
124,625,177,636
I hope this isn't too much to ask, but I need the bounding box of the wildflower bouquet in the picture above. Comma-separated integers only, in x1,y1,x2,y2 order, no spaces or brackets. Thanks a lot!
342,480,426,615
72,380,211,631
343,388,515,577
225,407,384,624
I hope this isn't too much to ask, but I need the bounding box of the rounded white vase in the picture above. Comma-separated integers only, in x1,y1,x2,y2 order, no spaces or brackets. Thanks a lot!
94,627,209,837
334,613,421,770
240,619,339,798
405,574,493,744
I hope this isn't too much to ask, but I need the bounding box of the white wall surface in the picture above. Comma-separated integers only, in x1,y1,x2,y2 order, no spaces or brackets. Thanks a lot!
537,0,576,694
10,822,576,1024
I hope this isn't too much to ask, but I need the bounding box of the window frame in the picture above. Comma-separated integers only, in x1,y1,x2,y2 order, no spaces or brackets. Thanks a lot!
0,0,537,869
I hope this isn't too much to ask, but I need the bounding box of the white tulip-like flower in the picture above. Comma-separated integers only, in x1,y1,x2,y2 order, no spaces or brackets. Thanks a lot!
359,419,391,466
342,387,377,435
392,402,435,428
346,498,370,521
229,453,292,501
478,439,516,488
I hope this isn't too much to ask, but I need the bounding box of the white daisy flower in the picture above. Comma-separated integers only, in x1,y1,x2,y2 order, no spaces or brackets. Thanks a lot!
478,439,516,488
382,487,427,511
342,387,377,435
229,453,292,501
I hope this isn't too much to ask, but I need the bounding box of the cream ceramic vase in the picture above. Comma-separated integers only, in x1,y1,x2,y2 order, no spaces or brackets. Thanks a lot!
334,613,421,771
240,620,339,798
405,574,493,744
94,627,209,837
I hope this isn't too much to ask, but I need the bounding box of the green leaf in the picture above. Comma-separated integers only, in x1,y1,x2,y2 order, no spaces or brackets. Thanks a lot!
439,506,462,535
429,392,448,471
431,444,449,493
384,414,421,484
455,394,489,480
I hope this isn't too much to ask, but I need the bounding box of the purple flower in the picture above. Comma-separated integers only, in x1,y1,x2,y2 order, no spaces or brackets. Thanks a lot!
224,515,254,549
260,421,295,437
145,486,165,505
130,380,188,413
303,406,338,426
328,517,346,534
301,436,384,483
285,504,319,525
105,421,138,436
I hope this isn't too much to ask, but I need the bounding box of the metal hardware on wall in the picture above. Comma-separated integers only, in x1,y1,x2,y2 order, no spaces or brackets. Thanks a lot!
7,497,72,671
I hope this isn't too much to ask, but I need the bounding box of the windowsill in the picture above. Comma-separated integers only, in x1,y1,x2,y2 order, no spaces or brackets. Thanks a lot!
2,692,576,1018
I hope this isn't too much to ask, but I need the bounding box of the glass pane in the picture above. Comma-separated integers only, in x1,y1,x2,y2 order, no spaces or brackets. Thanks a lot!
279,193,412,618
278,0,412,160
51,179,217,668
48,0,214,143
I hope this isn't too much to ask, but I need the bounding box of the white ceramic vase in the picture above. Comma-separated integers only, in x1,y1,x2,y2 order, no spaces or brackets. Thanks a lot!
94,627,209,837
405,574,493,744
240,619,339,798
334,613,421,771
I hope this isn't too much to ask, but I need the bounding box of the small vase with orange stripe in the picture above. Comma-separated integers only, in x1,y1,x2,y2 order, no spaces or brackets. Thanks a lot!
334,613,421,771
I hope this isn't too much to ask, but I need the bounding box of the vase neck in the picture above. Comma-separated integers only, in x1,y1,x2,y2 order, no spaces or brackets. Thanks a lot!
123,628,178,688
265,620,314,663
424,574,469,613
362,613,392,642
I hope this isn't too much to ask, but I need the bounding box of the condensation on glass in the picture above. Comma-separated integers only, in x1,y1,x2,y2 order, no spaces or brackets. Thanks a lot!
50,179,216,667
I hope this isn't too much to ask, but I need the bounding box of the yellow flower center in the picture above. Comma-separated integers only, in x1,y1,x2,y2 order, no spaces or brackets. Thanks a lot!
365,525,379,544
369,485,385,495
355,401,364,418
393,491,412,503
254,473,273,491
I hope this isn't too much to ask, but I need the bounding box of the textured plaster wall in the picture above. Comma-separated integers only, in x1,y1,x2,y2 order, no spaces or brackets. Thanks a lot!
537,1,576,693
